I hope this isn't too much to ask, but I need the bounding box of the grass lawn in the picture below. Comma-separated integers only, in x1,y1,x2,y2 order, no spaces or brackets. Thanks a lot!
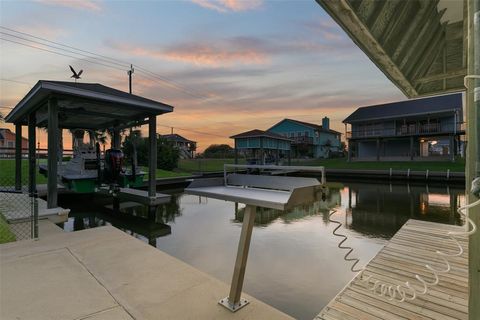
140,167,192,180
0,213,16,244
0,159,47,186
179,158,246,172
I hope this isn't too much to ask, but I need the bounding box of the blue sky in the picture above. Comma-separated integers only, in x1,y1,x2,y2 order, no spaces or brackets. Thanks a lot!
0,0,404,149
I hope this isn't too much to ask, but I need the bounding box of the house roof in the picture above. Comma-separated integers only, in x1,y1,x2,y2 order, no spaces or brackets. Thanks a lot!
269,118,341,135
343,93,463,124
230,129,292,141
0,128,28,141
5,80,174,129
161,133,195,143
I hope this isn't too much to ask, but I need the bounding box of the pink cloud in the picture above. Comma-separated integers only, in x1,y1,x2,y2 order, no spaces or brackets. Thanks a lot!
190,0,262,12
36,0,102,11
109,41,269,67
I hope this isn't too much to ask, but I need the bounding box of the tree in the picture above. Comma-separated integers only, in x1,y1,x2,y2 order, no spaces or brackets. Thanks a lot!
122,132,179,171
203,144,234,158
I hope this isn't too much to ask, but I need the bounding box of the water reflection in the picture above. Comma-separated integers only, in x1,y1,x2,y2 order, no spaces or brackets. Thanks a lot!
345,182,464,238
61,194,182,246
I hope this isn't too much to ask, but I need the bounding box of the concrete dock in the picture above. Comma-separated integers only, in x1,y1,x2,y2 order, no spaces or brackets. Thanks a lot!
316,219,468,320
0,224,292,320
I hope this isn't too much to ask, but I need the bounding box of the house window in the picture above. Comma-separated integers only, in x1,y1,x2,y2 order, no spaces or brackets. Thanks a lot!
7,141,14,148
290,132,295,138
304,131,309,137
315,131,319,138
297,132,302,137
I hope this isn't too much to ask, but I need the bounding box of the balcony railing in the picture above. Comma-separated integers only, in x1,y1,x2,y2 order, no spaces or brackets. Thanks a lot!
346,122,465,139
291,136,314,144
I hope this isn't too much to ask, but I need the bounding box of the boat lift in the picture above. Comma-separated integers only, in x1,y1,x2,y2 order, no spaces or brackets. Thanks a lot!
185,165,326,312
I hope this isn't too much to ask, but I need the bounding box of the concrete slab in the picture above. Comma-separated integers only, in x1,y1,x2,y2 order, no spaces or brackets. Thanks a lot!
0,226,292,320
81,306,133,320
0,248,118,320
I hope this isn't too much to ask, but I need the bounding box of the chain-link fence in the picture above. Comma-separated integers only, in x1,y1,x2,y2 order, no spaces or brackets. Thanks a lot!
0,158,37,243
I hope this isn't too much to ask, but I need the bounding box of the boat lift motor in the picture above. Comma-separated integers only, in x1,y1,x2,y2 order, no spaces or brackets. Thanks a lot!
104,149,124,184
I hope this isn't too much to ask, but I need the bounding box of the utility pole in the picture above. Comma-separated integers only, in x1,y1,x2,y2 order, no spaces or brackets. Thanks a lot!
171,127,174,135
127,64,134,94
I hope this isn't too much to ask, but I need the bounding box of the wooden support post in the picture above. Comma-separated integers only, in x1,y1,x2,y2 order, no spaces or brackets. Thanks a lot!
234,140,238,165
287,149,291,166
410,136,414,160
376,138,380,161
219,204,256,312
28,112,38,238
15,123,22,191
467,1,480,319
112,128,121,149
347,140,352,162
47,98,59,209
148,116,157,197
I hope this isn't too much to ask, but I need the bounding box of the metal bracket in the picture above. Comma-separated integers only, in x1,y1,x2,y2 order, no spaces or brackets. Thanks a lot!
218,297,249,312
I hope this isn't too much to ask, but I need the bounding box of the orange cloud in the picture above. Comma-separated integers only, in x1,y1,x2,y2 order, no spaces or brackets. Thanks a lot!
190,0,262,12
110,42,268,67
36,0,102,11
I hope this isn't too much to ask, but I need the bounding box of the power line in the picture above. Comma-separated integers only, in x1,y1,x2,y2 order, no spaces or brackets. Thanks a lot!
0,26,130,67
157,124,228,138
0,37,127,72
0,26,219,101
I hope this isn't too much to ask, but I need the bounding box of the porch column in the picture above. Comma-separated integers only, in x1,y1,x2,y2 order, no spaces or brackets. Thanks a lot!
409,136,414,160
347,140,352,162
28,112,37,238
112,128,121,149
260,137,264,165
449,135,455,162
47,97,59,209
148,116,157,197
234,140,238,165
15,123,22,191
287,149,291,165
28,113,36,195
376,138,380,161
467,0,480,318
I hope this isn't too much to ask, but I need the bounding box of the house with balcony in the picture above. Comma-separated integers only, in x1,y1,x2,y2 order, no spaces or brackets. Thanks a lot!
344,93,464,161
160,133,196,159
0,128,28,157
267,118,342,158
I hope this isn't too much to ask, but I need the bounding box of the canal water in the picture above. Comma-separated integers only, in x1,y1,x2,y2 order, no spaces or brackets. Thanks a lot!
59,181,465,320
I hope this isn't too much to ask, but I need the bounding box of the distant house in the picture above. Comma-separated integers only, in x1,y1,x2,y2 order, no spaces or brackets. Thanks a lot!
160,134,196,159
343,93,464,161
267,118,342,158
0,128,28,157
230,129,292,165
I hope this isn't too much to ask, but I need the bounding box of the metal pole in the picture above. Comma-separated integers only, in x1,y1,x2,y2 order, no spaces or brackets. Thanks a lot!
148,116,157,197
47,97,58,209
219,204,256,312
468,1,480,319
15,123,22,191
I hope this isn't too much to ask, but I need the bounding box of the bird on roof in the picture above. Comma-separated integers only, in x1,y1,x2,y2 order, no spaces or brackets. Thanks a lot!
69,65,83,82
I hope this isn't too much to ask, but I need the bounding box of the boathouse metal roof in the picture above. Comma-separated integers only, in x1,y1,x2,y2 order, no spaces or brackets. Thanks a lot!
5,80,174,129
230,129,292,141
343,93,463,123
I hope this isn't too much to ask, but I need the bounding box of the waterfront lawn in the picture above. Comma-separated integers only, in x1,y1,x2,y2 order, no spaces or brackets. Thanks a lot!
0,213,15,244
140,167,192,179
178,158,246,172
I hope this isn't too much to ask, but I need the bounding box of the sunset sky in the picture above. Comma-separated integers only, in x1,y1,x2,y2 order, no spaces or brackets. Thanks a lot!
0,0,405,151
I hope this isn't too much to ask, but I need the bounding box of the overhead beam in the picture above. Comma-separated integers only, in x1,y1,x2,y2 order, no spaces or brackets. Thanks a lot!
367,0,398,40
414,68,467,84
59,108,138,122
315,0,417,97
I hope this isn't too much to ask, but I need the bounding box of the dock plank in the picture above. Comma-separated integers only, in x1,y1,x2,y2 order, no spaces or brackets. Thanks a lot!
316,219,468,320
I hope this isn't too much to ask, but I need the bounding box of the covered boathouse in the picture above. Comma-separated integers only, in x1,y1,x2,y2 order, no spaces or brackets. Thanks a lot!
4,80,173,226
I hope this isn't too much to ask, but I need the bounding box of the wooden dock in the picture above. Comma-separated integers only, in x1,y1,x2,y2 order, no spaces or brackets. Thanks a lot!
316,219,468,320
